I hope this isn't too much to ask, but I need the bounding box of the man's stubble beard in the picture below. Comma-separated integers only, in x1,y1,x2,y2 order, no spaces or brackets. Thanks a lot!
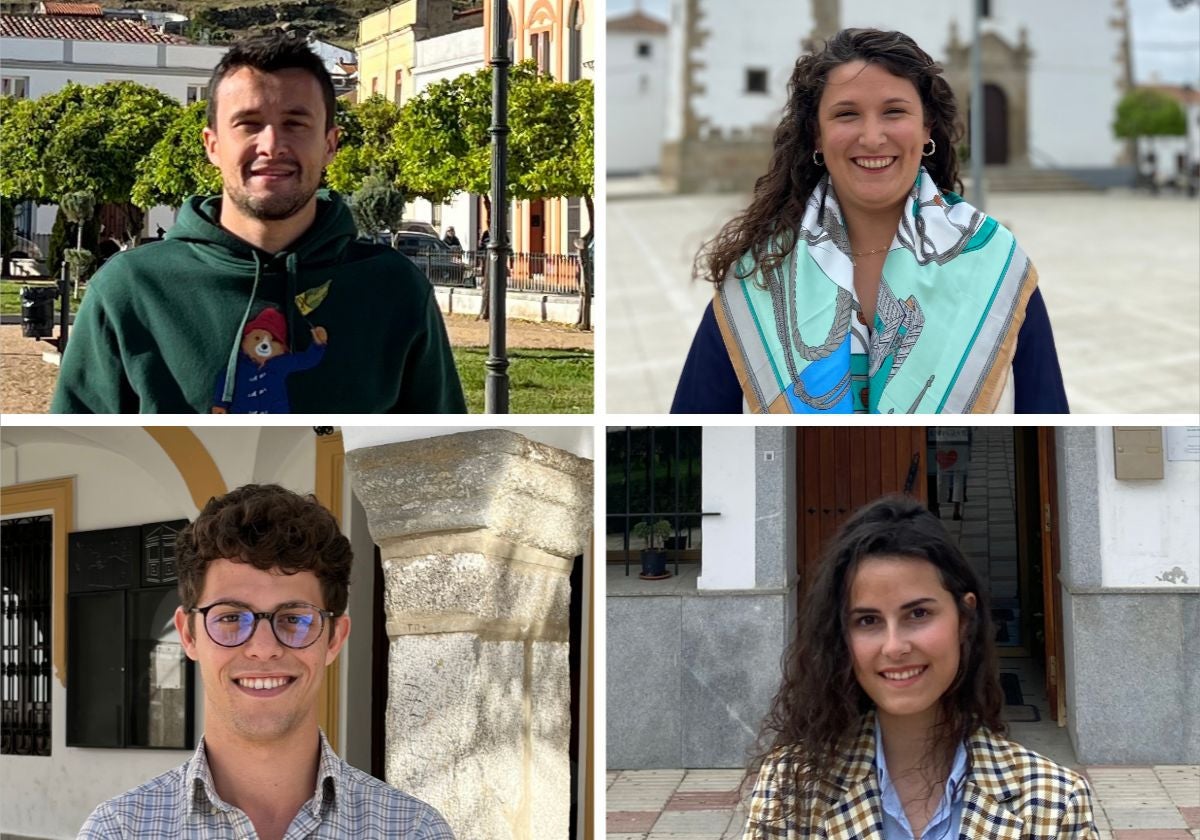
226,173,319,222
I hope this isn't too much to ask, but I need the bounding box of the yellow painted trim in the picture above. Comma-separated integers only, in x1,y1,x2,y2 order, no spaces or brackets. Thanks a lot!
314,432,345,754
2,477,73,688
143,427,227,510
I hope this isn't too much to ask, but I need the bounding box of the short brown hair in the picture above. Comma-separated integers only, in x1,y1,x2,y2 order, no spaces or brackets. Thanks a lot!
177,484,352,616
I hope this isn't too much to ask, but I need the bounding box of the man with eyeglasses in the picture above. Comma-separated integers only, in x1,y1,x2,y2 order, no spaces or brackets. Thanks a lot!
79,484,454,839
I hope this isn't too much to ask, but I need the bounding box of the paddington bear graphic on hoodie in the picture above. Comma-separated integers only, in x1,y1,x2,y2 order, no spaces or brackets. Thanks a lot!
50,191,466,413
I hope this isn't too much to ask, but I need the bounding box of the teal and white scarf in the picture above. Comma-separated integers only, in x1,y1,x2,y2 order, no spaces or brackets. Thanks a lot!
714,168,1035,413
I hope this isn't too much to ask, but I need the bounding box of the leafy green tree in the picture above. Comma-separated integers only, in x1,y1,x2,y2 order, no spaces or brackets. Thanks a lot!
1114,88,1187,140
327,94,405,194
131,101,221,209
393,62,542,208
348,173,406,245
2,81,180,240
60,190,96,250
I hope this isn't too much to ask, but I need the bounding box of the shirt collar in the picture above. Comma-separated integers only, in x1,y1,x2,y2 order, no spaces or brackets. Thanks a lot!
183,730,343,818
874,720,969,830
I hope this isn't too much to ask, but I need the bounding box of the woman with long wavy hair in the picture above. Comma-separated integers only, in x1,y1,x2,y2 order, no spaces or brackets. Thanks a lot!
671,29,1067,414
743,496,1096,839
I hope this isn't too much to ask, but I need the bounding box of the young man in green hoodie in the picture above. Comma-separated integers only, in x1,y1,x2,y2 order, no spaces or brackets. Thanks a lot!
51,32,467,413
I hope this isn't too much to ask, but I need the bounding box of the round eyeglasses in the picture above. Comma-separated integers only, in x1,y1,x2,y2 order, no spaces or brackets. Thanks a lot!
190,602,336,649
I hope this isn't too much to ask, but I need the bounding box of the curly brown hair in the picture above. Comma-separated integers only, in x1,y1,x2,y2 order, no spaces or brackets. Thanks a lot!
177,484,352,619
697,28,964,287
746,494,1004,826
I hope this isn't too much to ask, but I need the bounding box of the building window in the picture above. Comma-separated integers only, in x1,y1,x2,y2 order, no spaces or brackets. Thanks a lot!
530,30,551,74
1,516,53,757
394,69,403,103
981,0,992,18
185,84,209,105
636,41,652,58
606,427,703,565
567,196,581,248
568,1,583,81
746,68,768,94
66,521,195,750
371,76,379,95
1,76,29,99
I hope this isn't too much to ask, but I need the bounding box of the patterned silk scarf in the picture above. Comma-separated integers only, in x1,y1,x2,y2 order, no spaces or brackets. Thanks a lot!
713,168,1036,413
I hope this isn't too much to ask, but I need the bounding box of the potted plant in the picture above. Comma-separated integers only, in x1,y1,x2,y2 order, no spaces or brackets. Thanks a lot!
632,518,673,579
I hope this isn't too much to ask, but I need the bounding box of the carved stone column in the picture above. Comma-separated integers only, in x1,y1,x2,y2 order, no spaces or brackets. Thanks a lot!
345,430,592,840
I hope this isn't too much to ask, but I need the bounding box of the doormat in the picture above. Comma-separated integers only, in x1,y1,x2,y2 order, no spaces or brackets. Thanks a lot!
999,672,1024,705
1003,704,1041,723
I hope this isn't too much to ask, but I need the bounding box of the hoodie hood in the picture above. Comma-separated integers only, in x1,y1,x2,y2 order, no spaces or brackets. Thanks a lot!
166,189,358,268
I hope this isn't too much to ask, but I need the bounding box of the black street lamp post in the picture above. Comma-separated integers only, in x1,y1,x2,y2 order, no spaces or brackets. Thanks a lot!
485,0,511,414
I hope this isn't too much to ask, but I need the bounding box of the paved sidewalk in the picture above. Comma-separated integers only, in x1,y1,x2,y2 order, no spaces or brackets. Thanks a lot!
607,183,1200,414
607,765,1200,839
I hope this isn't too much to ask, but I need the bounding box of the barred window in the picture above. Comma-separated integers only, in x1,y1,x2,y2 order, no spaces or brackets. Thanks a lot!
1,515,53,757
606,427,704,569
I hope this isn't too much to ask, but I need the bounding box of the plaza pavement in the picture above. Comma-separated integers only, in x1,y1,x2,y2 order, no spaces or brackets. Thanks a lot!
606,764,1200,840
605,178,1200,414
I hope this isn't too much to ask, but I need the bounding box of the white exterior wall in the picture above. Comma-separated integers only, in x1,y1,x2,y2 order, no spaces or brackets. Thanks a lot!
1094,427,1200,589
607,29,668,173
677,0,813,140
408,29,485,242
0,428,346,840
697,427,756,591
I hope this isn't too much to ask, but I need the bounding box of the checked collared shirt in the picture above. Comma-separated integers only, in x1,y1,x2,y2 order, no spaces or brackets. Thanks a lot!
78,731,455,839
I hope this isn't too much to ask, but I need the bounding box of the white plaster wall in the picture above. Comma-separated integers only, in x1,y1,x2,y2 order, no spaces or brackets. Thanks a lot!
684,0,812,139
0,427,351,838
73,40,159,66
697,427,756,591
1095,427,1200,588
607,30,668,173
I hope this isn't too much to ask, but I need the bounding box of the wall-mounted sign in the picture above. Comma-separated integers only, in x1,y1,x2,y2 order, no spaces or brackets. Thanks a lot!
1166,427,1200,461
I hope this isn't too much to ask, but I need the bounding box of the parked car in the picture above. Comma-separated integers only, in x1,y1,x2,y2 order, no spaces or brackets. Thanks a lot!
393,232,476,287
397,220,439,238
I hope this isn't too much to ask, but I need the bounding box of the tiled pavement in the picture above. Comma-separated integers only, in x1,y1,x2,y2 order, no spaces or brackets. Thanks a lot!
606,765,1200,839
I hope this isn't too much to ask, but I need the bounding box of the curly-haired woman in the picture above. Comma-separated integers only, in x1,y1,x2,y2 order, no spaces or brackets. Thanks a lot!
743,496,1096,839
672,29,1068,414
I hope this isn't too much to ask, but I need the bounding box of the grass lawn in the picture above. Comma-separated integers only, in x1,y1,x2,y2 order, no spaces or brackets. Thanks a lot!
0,280,82,315
453,347,593,414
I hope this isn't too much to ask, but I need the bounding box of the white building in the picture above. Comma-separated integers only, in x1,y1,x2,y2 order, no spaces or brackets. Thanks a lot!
658,0,1130,192
606,9,668,175
0,10,228,238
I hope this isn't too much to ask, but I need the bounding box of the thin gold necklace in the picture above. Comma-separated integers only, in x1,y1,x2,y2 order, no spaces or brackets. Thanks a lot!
850,245,890,266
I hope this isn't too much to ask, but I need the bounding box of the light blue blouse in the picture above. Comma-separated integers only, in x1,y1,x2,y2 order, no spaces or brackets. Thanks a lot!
874,724,969,840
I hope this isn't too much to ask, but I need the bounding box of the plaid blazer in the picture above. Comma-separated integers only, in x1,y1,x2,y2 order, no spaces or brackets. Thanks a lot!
743,712,1097,840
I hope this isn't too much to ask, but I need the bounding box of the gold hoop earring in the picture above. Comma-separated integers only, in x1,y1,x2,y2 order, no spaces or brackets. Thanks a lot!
813,150,825,167
923,139,936,157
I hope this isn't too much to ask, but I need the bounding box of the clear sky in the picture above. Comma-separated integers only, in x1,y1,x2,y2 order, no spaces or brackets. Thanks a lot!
605,0,1200,86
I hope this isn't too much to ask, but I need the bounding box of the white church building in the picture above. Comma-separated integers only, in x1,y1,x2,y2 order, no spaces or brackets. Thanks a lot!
654,0,1132,192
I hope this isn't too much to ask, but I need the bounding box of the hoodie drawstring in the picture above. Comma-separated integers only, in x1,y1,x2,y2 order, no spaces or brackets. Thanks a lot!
285,251,299,351
221,251,263,405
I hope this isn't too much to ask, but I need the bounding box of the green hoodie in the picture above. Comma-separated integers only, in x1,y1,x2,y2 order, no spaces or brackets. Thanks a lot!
51,191,466,413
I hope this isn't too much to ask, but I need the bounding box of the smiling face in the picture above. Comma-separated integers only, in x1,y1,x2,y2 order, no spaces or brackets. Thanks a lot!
241,328,284,365
202,66,337,223
815,61,929,218
175,558,349,745
846,555,975,729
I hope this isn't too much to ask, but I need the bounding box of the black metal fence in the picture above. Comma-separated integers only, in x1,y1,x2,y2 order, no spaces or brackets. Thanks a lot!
413,249,592,296
1,516,53,757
